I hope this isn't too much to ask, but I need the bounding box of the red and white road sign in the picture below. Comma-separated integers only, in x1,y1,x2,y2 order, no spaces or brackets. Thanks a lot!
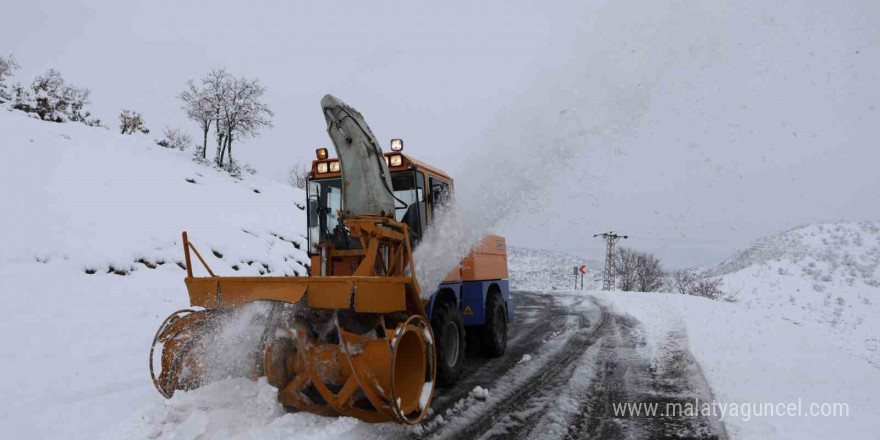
578,265,586,275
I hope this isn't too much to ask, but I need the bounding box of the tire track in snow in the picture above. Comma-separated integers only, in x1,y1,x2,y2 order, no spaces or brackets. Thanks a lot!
428,297,609,440
561,313,728,440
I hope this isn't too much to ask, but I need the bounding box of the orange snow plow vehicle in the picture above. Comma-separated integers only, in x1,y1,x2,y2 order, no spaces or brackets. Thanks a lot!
149,95,513,424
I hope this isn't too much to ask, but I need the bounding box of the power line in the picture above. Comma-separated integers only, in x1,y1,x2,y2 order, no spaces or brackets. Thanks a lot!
593,231,627,291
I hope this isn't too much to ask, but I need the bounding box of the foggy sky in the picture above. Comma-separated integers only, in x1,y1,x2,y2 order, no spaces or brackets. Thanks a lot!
5,0,879,268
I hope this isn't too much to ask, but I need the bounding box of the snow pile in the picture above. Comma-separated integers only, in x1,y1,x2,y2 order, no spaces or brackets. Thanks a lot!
713,222,880,366
507,246,601,291
0,109,311,439
470,386,490,400
101,378,360,440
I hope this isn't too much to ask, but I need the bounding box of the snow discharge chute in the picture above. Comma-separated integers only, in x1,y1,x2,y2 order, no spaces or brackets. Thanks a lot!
150,95,436,424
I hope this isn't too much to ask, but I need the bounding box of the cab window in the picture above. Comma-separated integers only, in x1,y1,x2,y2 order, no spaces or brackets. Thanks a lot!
429,177,451,219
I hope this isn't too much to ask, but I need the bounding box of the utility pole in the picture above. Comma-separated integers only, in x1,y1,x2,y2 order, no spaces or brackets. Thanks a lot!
593,231,627,291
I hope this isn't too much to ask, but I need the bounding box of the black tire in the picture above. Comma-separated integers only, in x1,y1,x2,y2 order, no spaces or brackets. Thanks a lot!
432,300,466,386
481,291,507,357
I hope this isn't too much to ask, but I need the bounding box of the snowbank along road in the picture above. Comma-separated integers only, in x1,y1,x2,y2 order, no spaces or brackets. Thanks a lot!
356,291,727,440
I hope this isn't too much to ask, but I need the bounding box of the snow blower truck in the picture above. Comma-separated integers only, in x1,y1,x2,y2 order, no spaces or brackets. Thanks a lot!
150,95,513,424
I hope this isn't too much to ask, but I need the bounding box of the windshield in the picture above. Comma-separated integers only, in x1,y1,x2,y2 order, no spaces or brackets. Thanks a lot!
307,172,425,254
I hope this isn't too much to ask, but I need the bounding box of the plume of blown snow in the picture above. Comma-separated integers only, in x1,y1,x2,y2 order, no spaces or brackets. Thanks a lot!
414,0,727,295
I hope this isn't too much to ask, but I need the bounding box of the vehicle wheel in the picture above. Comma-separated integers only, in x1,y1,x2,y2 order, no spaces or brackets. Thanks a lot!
481,292,507,357
431,300,465,386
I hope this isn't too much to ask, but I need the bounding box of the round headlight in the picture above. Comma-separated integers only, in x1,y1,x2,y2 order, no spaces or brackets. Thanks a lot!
317,162,329,173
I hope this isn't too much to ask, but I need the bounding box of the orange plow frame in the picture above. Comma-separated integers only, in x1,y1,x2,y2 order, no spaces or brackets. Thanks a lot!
150,216,437,424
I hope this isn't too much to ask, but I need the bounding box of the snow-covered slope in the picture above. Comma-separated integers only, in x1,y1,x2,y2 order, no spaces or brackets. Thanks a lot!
507,246,601,291
0,109,311,439
714,222,880,367
0,109,310,276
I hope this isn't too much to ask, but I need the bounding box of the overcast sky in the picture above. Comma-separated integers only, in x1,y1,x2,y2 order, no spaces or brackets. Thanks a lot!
6,0,880,268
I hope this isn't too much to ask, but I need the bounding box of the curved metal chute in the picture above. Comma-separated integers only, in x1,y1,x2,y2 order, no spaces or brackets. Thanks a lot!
321,94,396,219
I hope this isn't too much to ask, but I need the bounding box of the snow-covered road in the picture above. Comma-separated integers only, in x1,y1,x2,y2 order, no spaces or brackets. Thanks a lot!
348,291,726,440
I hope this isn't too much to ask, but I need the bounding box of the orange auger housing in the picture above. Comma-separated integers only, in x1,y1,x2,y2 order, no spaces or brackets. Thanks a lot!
150,216,437,424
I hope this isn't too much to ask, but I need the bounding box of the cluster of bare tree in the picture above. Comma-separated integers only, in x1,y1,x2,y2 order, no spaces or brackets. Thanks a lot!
615,247,665,292
612,246,735,301
179,68,273,169
2,55,272,176
5,62,101,126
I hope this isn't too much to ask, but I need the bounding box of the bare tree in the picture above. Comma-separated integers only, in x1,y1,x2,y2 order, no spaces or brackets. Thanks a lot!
157,127,193,151
119,110,149,134
179,80,213,159
635,251,664,292
288,161,310,189
615,247,639,291
217,76,273,167
0,54,19,103
201,68,232,165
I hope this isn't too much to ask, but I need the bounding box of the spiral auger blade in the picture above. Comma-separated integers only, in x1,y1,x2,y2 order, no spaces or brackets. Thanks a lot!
264,311,436,424
150,309,221,398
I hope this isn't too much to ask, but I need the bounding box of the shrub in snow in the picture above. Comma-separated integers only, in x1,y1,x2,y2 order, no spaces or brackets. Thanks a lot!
119,110,149,135
0,54,19,104
12,69,100,126
225,159,257,179
667,267,735,301
156,127,193,151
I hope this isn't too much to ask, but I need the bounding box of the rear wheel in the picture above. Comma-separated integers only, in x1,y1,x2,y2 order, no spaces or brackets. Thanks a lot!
431,300,465,385
481,291,507,357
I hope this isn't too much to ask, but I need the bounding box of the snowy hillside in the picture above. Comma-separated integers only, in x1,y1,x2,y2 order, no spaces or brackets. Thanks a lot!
714,222,880,367
0,109,310,439
507,246,601,291
0,109,310,276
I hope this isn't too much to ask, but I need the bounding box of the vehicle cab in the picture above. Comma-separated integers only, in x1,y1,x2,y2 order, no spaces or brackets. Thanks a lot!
306,139,453,274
